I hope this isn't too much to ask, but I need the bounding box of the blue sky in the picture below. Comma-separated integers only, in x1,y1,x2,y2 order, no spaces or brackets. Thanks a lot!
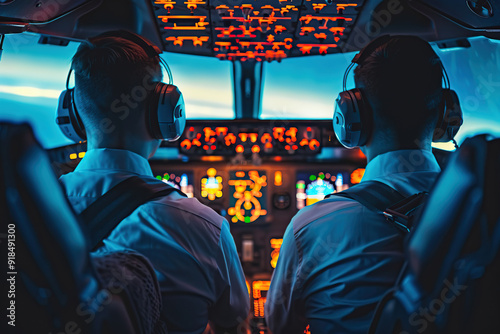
0,33,499,149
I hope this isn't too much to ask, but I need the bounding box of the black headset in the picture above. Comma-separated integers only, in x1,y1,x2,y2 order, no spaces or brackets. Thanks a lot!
56,30,186,143
333,35,463,149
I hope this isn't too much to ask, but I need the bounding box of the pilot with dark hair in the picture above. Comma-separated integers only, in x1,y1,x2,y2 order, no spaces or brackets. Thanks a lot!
265,36,447,333
59,33,249,333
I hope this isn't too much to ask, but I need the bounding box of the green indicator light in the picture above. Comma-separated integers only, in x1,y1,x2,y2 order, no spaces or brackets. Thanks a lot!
164,174,170,181
309,175,316,181
245,216,251,223
319,174,325,180
296,183,305,189
156,176,162,180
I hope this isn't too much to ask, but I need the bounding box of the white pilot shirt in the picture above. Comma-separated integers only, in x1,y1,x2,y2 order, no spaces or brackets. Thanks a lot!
60,148,249,334
265,149,441,334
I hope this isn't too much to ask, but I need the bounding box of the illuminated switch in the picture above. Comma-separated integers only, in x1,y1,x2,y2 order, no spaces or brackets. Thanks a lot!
274,171,282,186
313,3,327,13
242,239,254,262
216,5,229,17
241,4,253,21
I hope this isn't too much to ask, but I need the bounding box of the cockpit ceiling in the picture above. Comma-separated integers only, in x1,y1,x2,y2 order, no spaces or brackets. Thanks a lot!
152,0,363,62
2,0,500,60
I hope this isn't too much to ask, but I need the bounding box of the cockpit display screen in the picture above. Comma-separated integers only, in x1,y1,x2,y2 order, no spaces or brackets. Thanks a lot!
154,170,194,198
296,171,351,209
228,170,268,223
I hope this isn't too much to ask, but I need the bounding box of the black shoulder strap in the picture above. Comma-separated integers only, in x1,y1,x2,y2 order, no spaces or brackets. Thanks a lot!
327,180,406,213
80,176,183,251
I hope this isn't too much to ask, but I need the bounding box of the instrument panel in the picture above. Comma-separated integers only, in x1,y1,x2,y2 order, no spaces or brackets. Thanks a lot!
152,0,365,61
180,124,323,156
150,160,365,330
50,120,367,332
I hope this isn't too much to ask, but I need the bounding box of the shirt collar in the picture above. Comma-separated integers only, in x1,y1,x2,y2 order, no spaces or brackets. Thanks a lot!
362,149,441,182
75,148,153,176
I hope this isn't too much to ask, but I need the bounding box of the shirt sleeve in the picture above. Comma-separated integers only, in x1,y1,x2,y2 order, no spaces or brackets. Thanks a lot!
265,223,308,334
210,220,250,328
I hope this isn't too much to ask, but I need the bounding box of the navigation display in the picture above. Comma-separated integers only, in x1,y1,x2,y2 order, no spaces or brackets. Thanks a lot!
154,171,194,198
296,171,350,209
228,170,268,223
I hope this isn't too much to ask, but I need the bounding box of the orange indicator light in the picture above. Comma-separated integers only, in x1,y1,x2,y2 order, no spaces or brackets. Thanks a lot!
309,139,320,151
270,238,283,268
180,139,191,150
351,168,365,184
252,280,271,318
239,133,248,142
274,171,282,186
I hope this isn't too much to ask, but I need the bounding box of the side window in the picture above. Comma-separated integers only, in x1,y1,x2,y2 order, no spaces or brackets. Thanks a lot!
434,37,500,142
0,34,235,149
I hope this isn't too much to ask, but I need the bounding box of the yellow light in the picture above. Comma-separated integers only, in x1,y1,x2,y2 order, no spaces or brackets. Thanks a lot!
69,153,77,160
216,191,223,197
78,152,86,158
207,167,217,177
270,238,283,248
200,156,224,162
274,171,283,186
270,238,283,268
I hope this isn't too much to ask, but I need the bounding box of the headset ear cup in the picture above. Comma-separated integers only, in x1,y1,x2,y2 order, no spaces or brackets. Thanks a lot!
147,83,186,141
333,88,370,148
433,89,463,142
56,89,86,142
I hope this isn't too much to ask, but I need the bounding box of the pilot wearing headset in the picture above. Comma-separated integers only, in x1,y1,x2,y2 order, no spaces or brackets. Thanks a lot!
265,35,463,333
58,31,249,333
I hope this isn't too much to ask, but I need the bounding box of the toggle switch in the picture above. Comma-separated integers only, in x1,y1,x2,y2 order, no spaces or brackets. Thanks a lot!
242,238,254,262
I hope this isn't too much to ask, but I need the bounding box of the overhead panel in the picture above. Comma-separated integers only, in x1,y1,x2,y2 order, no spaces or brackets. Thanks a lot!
152,0,364,62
